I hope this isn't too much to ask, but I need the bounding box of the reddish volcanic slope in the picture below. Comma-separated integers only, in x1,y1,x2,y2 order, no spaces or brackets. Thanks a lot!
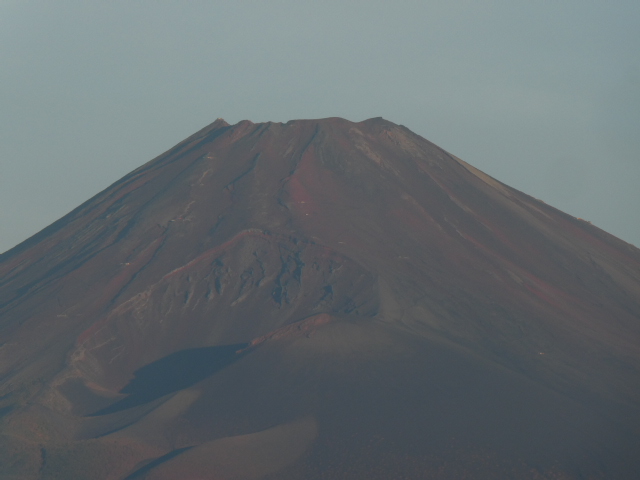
1,117,640,479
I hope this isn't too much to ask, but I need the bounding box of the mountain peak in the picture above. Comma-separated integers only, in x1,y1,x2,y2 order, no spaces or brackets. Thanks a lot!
213,117,229,126
1,117,639,479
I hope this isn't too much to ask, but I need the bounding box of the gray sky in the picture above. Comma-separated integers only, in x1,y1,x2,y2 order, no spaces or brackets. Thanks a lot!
1,1,639,253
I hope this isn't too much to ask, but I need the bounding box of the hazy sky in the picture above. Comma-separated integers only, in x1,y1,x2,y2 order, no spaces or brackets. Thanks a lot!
1,1,639,253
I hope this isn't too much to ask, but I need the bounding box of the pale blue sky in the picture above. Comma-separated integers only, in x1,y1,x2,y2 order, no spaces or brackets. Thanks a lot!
1,1,639,253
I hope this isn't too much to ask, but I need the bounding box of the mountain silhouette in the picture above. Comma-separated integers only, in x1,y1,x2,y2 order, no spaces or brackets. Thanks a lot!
1,117,639,479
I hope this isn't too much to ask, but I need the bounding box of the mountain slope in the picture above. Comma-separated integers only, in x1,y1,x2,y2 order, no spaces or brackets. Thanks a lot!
1,117,639,479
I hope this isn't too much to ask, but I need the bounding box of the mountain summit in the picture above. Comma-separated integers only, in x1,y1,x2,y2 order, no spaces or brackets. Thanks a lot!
1,117,640,479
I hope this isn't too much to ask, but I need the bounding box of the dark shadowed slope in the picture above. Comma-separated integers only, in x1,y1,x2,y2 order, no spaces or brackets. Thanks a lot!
1,117,639,479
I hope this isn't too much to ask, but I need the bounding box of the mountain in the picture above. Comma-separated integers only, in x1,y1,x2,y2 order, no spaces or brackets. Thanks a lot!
1,117,639,479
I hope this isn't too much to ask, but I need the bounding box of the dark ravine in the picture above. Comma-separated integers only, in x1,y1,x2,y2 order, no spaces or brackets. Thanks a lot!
0,116,639,479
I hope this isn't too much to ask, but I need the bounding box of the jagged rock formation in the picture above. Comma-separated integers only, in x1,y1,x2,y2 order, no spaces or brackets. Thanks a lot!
1,117,639,479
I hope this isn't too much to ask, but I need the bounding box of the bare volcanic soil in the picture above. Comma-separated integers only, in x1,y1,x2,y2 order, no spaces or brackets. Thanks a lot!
1,117,640,479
